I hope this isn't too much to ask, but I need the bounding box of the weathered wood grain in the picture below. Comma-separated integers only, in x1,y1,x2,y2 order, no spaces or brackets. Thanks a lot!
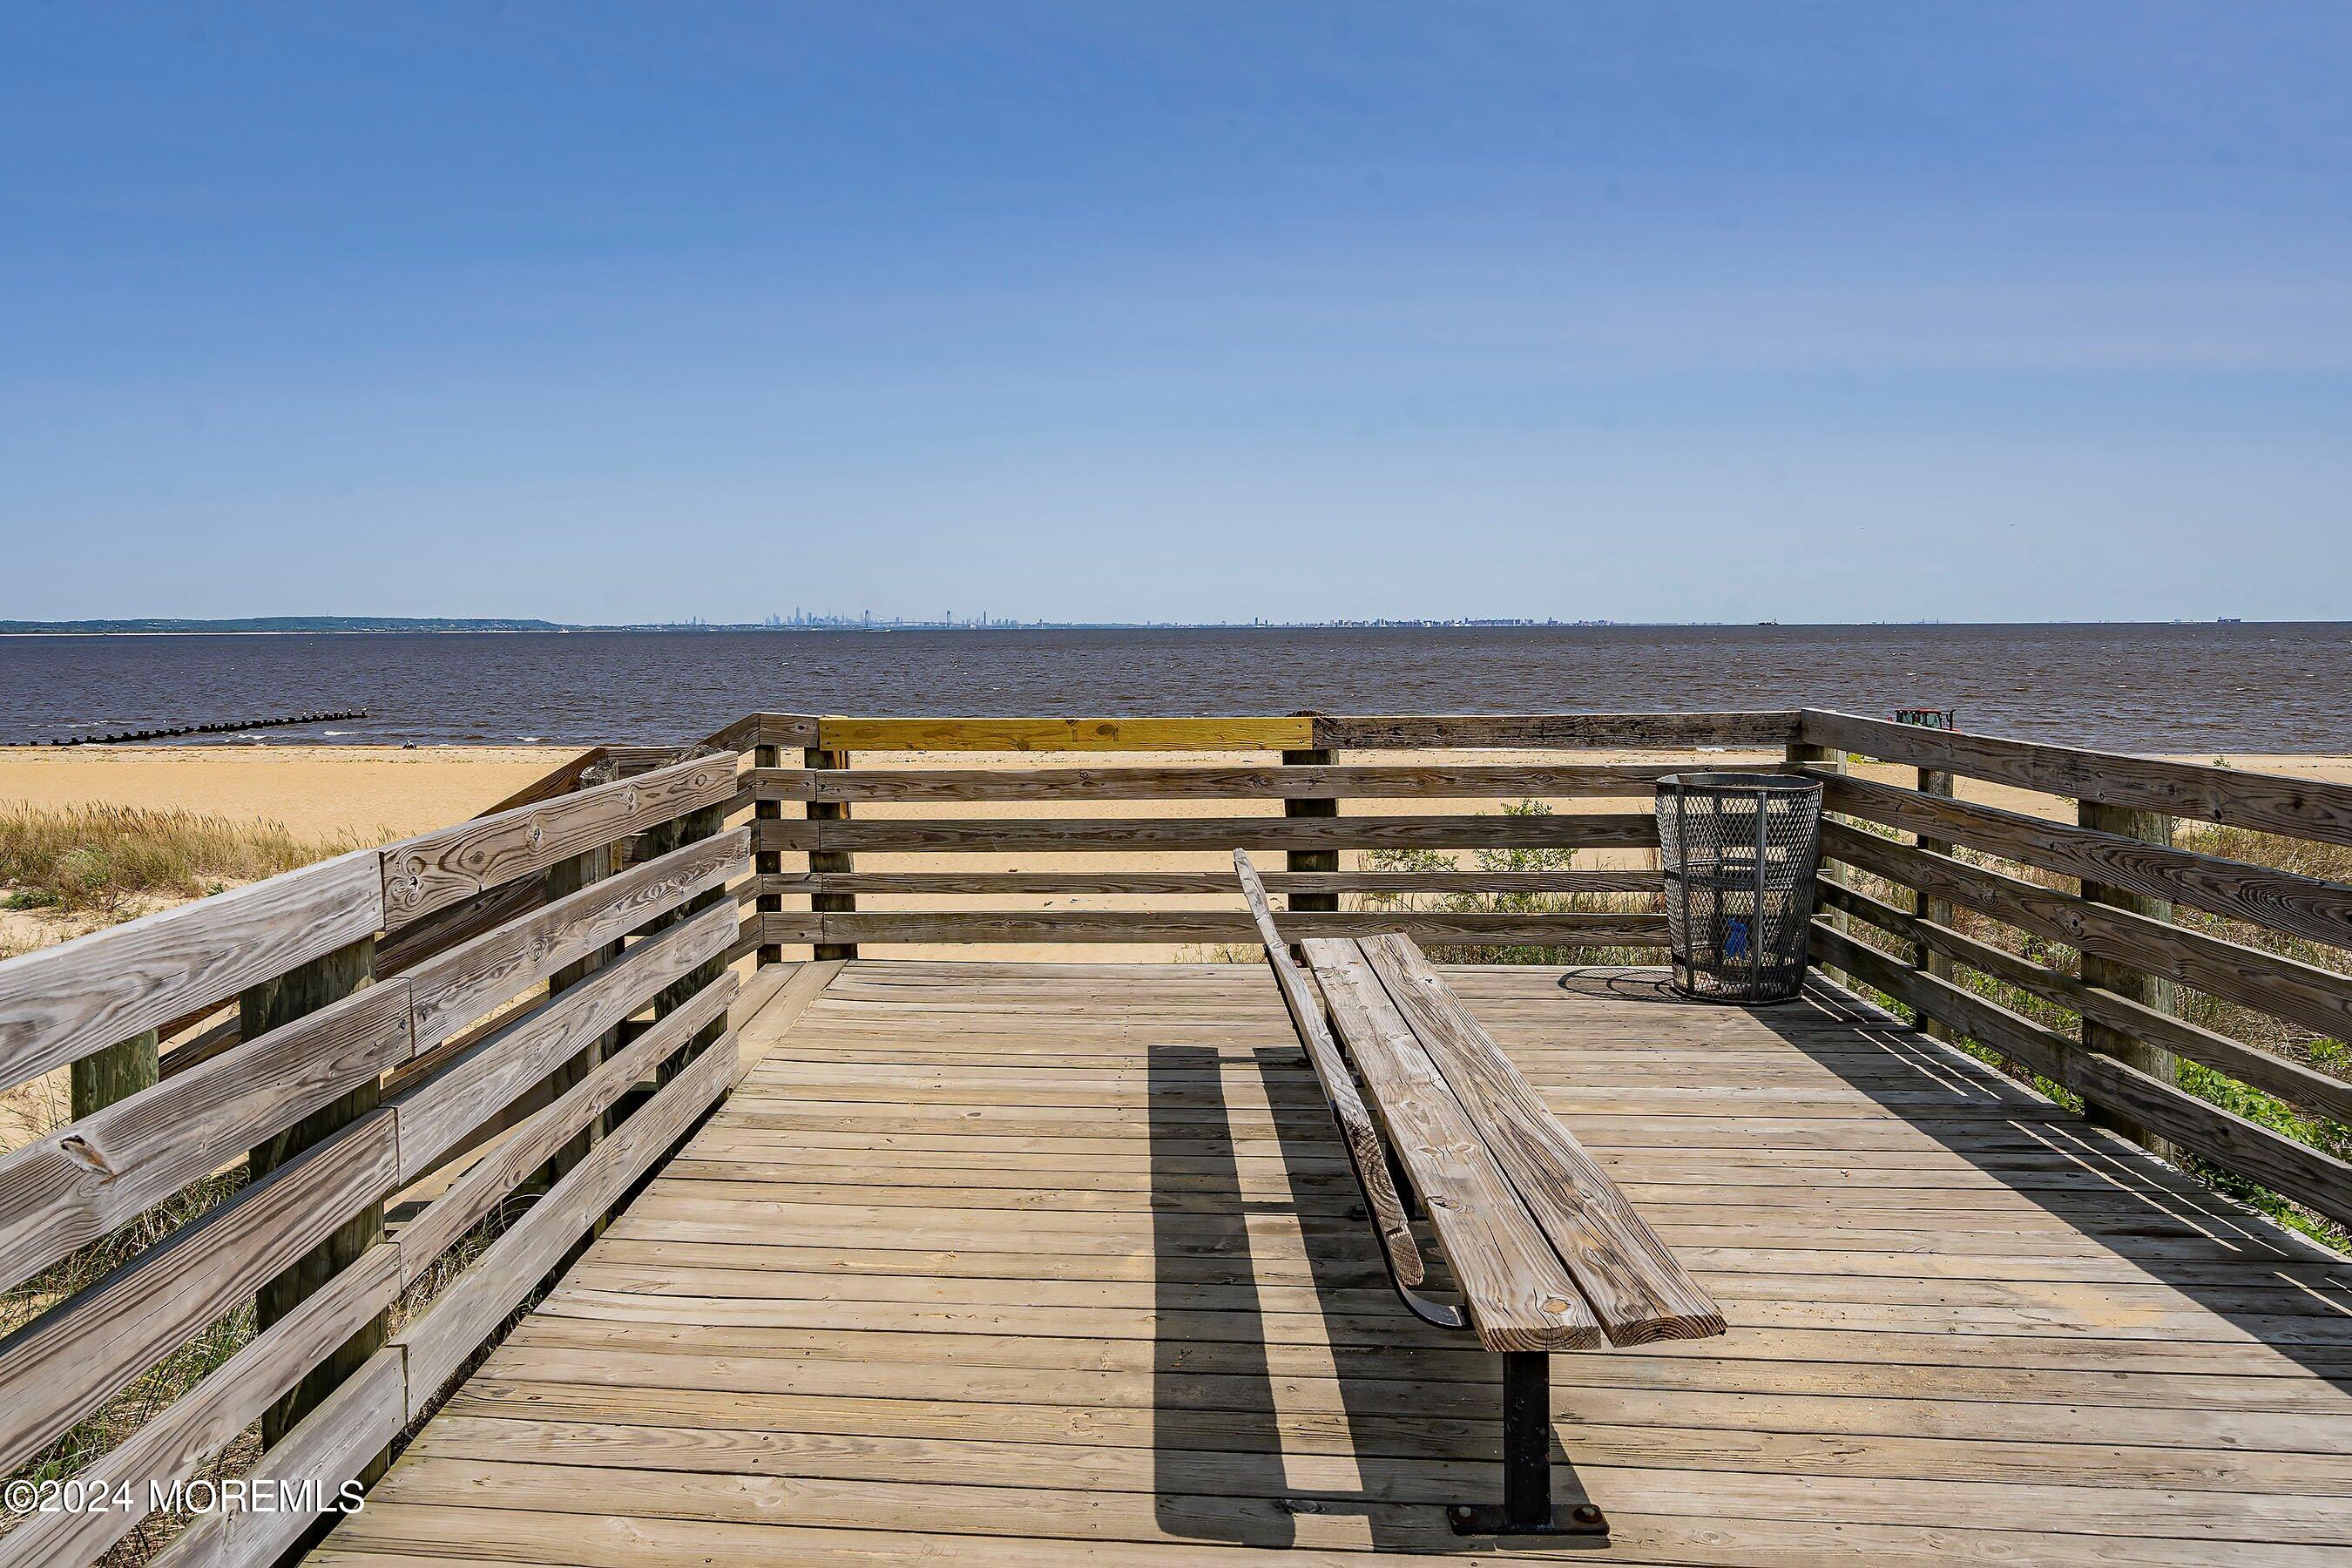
477,746,674,818
1314,712,1801,749
0,1244,400,1568
700,713,820,754
1301,940,1602,1351
1811,922,2352,1228
0,1110,396,1475
153,1346,408,1568
1231,852,1423,1287
1801,708,2352,848
764,910,1666,947
814,716,1315,753
398,973,737,1281
759,868,1661,896
1821,821,2352,1045
751,760,1695,804
0,850,383,1094
380,753,738,929
1822,773,2352,955
756,811,1658,855
0,978,409,1294
1821,870,2352,1133
388,900,738,1182
317,959,2352,1563
405,828,747,1050
1358,933,1724,1347
395,1032,736,1415
729,960,844,1091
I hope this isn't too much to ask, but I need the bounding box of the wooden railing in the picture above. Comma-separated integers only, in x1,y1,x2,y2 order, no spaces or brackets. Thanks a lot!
0,747,744,1565
733,710,1802,953
1795,708,2352,1232
8,703,2351,1561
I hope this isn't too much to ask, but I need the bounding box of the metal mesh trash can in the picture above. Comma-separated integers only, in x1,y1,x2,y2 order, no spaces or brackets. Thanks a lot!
1654,773,1823,1003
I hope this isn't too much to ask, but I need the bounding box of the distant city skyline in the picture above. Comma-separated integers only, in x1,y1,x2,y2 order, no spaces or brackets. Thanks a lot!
4,4,2348,624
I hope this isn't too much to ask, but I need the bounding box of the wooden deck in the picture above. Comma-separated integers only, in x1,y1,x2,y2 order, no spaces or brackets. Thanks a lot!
316,960,2352,1565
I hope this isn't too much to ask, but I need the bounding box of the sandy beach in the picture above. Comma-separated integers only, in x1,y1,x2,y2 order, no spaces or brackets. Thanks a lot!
5,740,2349,968
11,737,2337,1152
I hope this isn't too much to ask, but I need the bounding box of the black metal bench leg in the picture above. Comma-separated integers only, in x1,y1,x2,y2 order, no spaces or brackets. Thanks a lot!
1448,1353,1609,1537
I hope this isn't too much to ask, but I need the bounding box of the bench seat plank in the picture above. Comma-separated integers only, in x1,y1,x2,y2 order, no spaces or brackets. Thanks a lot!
1302,938,1604,1353
1357,933,1727,1348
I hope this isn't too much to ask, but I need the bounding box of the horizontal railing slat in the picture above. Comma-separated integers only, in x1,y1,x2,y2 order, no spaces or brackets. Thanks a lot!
1802,708,2352,849
405,828,747,1051
0,1109,396,1475
380,752,738,929
395,970,737,1282
0,850,383,1095
1812,921,2352,1229
758,909,1666,946
0,1243,401,1568
386,900,738,1183
1314,711,1801,748
750,761,1701,803
1818,878,2352,1130
1821,821,2352,1044
754,812,1658,855
0,978,411,1295
151,1345,408,1568
816,716,1315,752
751,868,1661,896
392,1030,735,1416
1822,773,2352,955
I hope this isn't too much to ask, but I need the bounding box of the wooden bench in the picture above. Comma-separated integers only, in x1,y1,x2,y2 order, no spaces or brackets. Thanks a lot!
1233,850,1727,1537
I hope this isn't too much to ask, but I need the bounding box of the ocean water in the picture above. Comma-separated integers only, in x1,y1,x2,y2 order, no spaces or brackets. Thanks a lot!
0,623,2344,753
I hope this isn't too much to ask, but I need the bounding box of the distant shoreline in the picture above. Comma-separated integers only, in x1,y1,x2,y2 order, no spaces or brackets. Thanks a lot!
0,618,2323,637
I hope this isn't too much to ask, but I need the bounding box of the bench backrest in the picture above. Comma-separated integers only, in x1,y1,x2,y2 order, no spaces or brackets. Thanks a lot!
1232,851,1424,1287
1234,850,1723,1354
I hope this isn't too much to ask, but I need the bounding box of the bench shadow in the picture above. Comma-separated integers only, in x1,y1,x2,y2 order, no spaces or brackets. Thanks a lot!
1150,1037,1297,1548
1700,969,2352,1398
1146,1024,1606,1554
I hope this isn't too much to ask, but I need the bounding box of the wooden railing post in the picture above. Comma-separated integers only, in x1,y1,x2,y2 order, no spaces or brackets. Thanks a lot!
808,744,858,960
69,1028,158,1121
537,841,616,1185
1284,715,1336,917
242,936,386,1468
2078,801,2181,1159
633,794,732,1084
1916,767,1957,1042
754,740,784,964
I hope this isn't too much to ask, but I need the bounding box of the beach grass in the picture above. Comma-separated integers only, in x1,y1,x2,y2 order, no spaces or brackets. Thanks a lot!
0,801,358,919
1354,798,1665,966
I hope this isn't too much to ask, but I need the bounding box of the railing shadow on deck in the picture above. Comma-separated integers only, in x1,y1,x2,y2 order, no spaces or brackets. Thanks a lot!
1147,1023,1606,1552
1715,973,2352,1396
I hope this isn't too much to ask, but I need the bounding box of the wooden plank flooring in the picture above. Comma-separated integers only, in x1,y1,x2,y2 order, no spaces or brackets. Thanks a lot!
317,961,2352,1565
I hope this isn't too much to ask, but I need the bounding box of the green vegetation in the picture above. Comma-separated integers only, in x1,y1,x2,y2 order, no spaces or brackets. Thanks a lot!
0,802,354,918
1355,799,1662,965
1824,816,2352,1251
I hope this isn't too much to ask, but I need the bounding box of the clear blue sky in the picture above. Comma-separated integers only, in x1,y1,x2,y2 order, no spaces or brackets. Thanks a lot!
3,3,2347,625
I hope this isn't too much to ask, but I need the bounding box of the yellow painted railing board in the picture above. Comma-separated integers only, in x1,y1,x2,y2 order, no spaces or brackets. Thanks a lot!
814,715,1315,753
